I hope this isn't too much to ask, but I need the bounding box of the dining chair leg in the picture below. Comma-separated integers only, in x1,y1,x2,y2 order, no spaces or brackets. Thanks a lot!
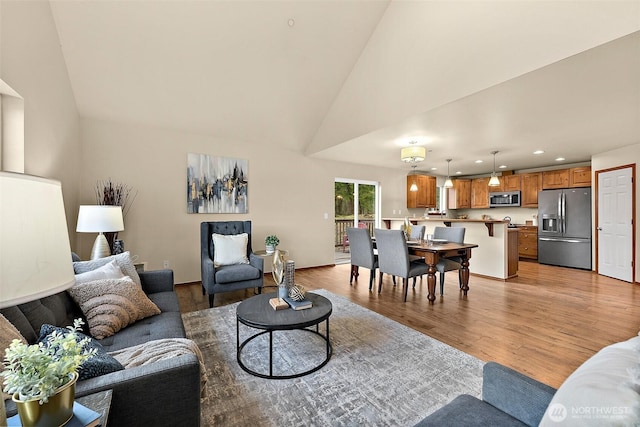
412,277,417,288
378,272,384,294
440,272,445,295
403,278,409,302
369,270,375,291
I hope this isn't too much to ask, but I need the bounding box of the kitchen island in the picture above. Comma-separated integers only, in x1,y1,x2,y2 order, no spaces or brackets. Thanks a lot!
381,218,518,280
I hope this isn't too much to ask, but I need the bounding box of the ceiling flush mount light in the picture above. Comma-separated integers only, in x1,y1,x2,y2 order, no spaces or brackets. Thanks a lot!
488,150,501,187
444,158,453,188
533,150,545,155
401,141,426,163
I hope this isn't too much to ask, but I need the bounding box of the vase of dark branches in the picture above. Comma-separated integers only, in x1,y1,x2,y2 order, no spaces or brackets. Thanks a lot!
95,179,137,254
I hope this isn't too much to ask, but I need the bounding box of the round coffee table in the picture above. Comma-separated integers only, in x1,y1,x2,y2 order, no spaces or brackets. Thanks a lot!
236,292,332,379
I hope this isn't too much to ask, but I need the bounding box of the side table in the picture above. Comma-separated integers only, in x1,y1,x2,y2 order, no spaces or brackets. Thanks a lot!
77,389,112,426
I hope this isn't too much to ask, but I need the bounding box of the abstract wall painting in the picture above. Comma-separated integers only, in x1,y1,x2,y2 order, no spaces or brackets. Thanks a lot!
187,153,248,214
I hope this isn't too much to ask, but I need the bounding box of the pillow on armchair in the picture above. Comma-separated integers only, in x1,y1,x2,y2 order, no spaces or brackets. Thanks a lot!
212,233,249,267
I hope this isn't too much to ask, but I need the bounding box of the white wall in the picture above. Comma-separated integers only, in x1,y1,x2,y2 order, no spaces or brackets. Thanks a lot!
0,0,82,238
592,142,640,282
78,118,407,284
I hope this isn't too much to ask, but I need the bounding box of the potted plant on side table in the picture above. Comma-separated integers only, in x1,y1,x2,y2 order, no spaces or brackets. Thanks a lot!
265,235,280,254
2,319,96,427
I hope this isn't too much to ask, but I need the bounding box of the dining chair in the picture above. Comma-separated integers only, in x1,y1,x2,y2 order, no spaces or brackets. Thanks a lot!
342,221,368,252
374,229,428,302
433,226,466,295
346,227,378,291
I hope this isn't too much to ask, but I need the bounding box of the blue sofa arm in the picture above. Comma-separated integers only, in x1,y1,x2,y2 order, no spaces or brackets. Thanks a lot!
483,362,556,427
140,269,174,294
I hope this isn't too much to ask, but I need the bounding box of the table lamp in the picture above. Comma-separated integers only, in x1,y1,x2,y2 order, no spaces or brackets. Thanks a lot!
76,205,124,260
0,171,76,424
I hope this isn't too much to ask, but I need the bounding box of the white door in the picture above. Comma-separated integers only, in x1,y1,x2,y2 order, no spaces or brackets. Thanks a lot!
597,167,634,282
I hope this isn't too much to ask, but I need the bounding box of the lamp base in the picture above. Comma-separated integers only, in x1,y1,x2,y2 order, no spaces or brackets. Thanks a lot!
90,233,112,260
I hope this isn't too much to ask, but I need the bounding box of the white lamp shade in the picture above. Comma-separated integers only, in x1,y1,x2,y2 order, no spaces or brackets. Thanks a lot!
76,205,124,232
401,146,426,162
488,175,501,187
0,172,75,308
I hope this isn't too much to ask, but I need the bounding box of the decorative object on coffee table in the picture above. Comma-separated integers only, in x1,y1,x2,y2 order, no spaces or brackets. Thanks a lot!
288,284,306,301
272,249,287,299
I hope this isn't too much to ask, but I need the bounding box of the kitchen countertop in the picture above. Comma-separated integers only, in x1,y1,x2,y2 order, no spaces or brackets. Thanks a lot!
382,217,510,236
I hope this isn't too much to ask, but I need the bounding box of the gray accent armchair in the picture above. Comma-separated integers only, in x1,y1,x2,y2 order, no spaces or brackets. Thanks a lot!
200,221,264,307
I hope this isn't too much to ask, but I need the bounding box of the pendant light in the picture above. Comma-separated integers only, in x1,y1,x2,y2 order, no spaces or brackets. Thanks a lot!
488,150,501,187
444,158,453,188
409,164,418,192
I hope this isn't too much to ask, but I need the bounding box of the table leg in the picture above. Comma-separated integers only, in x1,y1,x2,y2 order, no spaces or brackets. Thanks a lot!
460,256,470,295
269,330,273,378
326,318,330,358
426,263,437,303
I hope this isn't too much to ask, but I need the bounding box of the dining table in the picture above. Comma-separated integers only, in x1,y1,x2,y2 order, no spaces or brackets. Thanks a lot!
406,241,479,303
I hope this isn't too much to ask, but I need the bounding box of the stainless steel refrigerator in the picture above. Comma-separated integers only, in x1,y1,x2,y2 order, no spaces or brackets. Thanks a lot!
538,188,592,269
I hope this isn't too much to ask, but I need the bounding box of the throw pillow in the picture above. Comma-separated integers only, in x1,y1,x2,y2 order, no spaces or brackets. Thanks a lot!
37,324,124,380
73,251,141,287
212,233,249,267
67,277,161,340
539,335,640,426
0,313,27,400
74,260,125,285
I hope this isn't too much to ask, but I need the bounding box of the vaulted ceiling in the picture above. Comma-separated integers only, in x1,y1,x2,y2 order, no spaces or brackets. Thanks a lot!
49,0,640,177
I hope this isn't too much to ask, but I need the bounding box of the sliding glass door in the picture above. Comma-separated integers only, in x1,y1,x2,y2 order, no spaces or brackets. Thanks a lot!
334,179,379,251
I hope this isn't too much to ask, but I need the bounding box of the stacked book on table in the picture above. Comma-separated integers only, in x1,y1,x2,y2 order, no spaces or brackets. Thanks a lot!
7,401,101,427
269,296,312,311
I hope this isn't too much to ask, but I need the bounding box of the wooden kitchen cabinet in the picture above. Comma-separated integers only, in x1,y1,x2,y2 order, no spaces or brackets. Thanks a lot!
521,172,543,207
447,179,471,209
471,177,490,209
569,166,591,187
503,174,521,191
542,169,569,189
518,225,538,260
407,174,437,208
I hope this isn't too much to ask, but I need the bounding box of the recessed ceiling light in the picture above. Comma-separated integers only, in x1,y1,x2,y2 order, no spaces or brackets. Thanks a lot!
455,171,462,175
555,157,565,161
430,167,437,171
287,18,295,27
475,160,483,164
533,150,545,155
498,165,507,169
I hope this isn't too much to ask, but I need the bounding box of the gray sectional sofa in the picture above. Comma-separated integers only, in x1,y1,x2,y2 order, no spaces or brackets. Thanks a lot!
1,268,201,427
419,333,640,426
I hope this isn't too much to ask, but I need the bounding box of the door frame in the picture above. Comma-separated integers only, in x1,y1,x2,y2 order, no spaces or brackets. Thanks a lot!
595,164,636,283
334,178,381,228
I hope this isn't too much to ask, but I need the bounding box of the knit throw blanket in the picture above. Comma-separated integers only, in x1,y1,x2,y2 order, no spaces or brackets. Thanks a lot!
109,338,208,397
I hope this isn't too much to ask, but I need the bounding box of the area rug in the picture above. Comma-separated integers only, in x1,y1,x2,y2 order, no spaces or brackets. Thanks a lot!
182,289,484,426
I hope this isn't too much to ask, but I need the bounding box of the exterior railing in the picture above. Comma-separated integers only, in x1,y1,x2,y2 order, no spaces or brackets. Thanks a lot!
335,219,375,248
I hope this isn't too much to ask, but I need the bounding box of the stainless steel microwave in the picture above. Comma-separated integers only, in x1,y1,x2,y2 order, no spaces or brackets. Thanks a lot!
489,191,521,207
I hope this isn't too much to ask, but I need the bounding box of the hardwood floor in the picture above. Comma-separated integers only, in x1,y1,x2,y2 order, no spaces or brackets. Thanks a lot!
176,260,640,389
